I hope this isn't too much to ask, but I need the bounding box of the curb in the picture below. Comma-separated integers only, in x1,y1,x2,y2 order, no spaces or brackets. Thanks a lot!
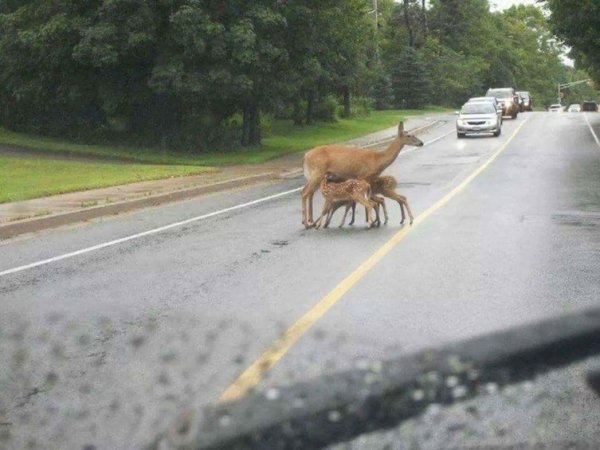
0,118,444,239
150,307,600,450
0,172,277,240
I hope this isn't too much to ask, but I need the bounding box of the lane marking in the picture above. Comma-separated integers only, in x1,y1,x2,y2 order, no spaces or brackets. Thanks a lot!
584,113,600,149
218,117,531,403
0,188,301,277
0,128,454,278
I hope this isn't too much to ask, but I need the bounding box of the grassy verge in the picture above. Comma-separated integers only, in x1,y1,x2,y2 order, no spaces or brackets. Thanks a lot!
0,107,449,167
0,157,214,203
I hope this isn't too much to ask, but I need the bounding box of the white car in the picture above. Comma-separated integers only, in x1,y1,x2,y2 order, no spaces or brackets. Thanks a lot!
467,97,503,124
456,102,502,138
548,104,564,112
568,104,581,112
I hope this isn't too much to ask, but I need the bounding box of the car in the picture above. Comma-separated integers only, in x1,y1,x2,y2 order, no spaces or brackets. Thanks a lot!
485,87,519,119
466,97,503,124
520,91,533,111
516,91,533,111
582,101,598,112
517,92,525,112
548,104,564,112
567,104,581,112
456,101,502,138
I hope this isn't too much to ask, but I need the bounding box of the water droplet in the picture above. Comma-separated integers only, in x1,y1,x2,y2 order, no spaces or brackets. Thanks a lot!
411,389,425,402
328,410,342,422
265,388,280,400
485,382,498,394
446,376,459,387
219,414,231,427
452,385,467,399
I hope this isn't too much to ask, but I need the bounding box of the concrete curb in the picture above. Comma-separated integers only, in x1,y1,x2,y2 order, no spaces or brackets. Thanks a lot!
0,172,277,240
150,308,600,450
0,118,443,239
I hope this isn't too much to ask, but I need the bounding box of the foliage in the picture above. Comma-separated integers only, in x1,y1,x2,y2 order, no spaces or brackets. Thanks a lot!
544,0,600,85
391,46,429,109
1,0,598,154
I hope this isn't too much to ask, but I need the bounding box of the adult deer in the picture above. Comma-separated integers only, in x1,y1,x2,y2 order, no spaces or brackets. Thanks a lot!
301,122,423,227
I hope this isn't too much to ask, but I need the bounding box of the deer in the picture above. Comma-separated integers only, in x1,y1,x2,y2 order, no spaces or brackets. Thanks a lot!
301,122,423,228
313,176,377,230
325,175,414,227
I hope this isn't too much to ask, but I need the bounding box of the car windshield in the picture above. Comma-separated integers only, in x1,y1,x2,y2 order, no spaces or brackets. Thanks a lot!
3,0,600,449
487,89,514,98
461,103,496,114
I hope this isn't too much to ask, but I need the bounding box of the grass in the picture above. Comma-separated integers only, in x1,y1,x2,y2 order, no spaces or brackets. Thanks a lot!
0,107,449,203
0,107,449,167
0,157,214,203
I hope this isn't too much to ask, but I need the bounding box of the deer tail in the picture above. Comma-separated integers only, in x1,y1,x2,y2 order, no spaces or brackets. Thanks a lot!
303,159,310,181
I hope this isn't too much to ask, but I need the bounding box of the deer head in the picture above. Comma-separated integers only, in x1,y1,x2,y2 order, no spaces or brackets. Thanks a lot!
397,122,424,147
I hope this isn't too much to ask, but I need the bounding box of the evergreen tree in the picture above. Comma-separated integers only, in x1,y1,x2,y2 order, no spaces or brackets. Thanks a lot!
391,47,429,109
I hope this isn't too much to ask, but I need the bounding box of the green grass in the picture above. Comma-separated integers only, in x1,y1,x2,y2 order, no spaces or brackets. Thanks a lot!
0,107,450,203
0,107,449,167
0,157,214,203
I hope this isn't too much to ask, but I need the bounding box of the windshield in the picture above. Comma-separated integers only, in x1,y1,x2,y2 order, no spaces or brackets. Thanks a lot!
461,103,496,114
2,0,600,449
486,89,514,98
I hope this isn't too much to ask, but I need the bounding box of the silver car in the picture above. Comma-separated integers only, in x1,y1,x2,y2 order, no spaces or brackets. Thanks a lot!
456,102,501,138
467,97,503,124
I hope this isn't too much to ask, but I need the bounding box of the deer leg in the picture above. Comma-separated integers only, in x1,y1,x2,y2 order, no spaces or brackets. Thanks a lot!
314,199,333,230
371,195,386,227
339,203,353,228
325,201,345,229
348,202,357,225
383,189,413,225
378,196,389,224
354,197,375,228
301,177,322,228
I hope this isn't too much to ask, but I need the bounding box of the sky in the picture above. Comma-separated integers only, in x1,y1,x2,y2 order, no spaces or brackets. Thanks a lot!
489,0,538,11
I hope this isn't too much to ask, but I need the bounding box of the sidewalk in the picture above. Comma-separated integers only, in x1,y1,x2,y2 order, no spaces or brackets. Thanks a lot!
0,114,447,237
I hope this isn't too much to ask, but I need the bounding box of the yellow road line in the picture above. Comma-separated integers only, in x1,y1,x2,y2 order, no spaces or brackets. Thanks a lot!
219,118,530,403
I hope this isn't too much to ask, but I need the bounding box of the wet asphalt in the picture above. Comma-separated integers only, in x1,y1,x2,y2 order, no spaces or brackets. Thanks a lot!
1,112,600,449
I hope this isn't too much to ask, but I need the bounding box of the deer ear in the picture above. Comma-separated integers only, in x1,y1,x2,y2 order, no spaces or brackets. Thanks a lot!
398,122,404,135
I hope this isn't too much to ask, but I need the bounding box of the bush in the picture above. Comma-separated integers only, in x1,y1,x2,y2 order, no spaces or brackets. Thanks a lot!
314,95,339,122
350,96,372,117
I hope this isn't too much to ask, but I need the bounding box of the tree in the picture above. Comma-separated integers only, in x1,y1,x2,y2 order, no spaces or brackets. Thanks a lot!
545,0,600,84
391,46,429,108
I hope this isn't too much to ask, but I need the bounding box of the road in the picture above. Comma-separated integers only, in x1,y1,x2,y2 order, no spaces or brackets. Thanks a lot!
1,112,600,449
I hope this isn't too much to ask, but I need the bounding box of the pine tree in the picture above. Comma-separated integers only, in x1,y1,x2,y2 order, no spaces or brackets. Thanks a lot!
391,47,429,109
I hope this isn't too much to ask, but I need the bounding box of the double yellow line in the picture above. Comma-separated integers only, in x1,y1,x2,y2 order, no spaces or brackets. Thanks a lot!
219,118,530,403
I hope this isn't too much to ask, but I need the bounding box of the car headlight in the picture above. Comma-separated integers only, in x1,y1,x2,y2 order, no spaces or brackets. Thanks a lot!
457,120,464,126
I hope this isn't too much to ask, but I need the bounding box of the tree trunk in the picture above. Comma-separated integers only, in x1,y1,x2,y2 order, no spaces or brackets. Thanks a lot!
403,0,414,47
242,102,261,146
342,86,351,118
293,99,303,126
306,93,315,125
422,0,428,39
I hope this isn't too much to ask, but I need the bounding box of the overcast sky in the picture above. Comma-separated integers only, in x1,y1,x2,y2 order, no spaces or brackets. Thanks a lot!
489,0,538,11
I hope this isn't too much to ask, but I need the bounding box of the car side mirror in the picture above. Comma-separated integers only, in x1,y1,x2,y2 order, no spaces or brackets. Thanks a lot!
454,111,459,115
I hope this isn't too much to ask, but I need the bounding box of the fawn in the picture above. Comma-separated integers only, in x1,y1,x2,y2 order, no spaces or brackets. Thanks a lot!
313,176,377,229
326,175,413,226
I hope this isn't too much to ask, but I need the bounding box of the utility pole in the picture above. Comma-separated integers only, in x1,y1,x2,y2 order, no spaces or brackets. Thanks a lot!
369,0,380,64
558,79,592,105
